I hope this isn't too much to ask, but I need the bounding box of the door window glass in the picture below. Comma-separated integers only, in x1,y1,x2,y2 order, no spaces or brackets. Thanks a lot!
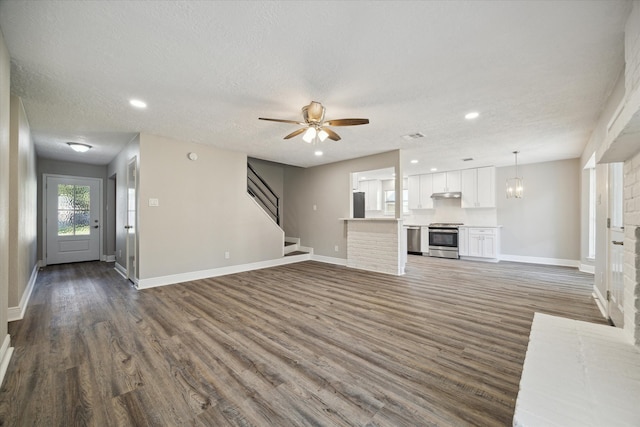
57,184,90,236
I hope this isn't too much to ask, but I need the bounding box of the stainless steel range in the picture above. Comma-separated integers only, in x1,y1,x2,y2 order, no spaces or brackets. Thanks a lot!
428,223,463,259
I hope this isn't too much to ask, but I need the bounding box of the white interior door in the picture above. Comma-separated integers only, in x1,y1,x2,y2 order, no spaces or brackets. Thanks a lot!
126,158,137,282
608,162,624,326
46,175,101,265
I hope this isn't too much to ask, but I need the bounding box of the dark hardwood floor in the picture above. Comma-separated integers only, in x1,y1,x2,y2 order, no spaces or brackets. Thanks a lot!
0,256,606,426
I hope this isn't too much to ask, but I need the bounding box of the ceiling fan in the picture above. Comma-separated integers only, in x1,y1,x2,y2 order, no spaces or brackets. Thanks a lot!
259,101,369,142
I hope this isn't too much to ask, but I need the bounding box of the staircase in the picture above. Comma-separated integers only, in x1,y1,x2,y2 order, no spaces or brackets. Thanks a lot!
247,162,280,226
247,162,311,259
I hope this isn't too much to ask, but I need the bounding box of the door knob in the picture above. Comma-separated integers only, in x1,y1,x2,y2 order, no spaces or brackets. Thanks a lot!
124,225,132,229
93,225,99,229
612,240,624,245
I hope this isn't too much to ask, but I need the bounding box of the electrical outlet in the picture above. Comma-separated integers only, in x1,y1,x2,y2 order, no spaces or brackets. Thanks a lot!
313,204,317,211
225,251,230,259
334,245,339,252
149,198,159,207
119,249,122,258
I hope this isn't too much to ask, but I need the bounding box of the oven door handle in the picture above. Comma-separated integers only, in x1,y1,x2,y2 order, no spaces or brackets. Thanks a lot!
429,229,458,233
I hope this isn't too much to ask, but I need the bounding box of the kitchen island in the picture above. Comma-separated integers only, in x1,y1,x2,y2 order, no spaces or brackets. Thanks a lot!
340,218,406,275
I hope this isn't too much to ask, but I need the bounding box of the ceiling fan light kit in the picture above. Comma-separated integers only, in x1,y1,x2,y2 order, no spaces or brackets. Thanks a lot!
259,101,369,144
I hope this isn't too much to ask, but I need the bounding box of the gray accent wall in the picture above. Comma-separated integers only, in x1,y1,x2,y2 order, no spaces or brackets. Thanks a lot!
283,150,401,258
8,96,37,307
0,28,10,347
134,134,284,280
497,158,581,261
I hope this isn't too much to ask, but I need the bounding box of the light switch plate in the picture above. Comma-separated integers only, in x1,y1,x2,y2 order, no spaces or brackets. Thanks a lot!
149,198,159,207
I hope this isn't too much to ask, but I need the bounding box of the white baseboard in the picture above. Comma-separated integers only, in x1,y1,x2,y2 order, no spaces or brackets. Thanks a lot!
0,335,14,387
114,262,127,279
460,256,499,263
579,263,595,274
592,289,608,319
499,254,580,268
311,254,347,266
8,263,39,322
137,254,313,290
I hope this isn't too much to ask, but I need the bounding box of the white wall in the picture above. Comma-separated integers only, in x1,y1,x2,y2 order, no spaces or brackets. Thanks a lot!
497,159,581,263
136,134,284,280
0,27,11,378
8,96,37,308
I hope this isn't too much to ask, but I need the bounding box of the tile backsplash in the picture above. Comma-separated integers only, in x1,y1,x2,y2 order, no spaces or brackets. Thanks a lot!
403,198,498,226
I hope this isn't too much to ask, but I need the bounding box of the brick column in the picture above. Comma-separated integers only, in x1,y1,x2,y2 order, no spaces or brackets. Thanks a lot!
624,153,640,345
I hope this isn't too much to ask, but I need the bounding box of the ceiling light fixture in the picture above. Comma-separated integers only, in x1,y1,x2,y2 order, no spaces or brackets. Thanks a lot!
302,127,317,143
465,112,480,120
410,159,419,164
506,151,524,199
314,150,323,156
430,168,438,172
129,99,147,109
67,142,92,152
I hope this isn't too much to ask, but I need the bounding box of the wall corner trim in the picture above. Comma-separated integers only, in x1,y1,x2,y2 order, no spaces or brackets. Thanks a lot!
7,263,39,322
0,335,14,387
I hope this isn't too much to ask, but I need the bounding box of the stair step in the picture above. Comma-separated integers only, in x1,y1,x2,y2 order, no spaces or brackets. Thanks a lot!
285,250,309,257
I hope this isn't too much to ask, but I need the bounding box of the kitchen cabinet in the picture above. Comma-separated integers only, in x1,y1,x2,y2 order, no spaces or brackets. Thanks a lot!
407,174,433,209
461,166,496,208
358,179,381,211
432,170,461,193
466,227,499,259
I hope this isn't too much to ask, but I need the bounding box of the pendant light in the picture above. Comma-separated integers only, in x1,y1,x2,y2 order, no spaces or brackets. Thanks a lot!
506,151,523,198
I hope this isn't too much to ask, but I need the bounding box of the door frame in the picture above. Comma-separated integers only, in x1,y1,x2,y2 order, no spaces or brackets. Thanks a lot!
125,156,138,284
42,173,103,266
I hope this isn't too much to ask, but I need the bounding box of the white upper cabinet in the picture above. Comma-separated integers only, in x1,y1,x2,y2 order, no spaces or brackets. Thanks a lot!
359,179,382,210
432,171,461,193
408,174,433,209
461,166,495,208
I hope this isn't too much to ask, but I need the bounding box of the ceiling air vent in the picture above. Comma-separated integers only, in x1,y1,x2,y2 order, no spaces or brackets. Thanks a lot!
402,132,425,141
462,157,474,162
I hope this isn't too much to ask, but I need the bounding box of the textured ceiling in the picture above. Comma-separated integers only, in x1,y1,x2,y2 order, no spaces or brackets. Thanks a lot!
0,1,631,173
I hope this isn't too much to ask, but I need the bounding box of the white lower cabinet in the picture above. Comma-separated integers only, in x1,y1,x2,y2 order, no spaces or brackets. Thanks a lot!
460,227,499,260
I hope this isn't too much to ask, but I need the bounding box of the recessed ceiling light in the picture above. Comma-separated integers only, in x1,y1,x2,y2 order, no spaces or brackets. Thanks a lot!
402,132,425,141
410,159,419,164
465,111,479,120
67,142,92,152
360,176,366,180
314,150,323,156
430,168,438,172
129,99,147,109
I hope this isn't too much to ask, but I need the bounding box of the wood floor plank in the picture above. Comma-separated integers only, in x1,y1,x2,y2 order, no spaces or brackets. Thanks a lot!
0,257,606,426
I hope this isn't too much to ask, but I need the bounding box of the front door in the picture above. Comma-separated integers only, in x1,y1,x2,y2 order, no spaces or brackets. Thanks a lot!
607,162,624,326
46,175,101,265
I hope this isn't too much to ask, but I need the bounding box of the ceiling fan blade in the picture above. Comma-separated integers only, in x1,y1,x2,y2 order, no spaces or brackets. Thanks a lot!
259,117,304,125
325,118,369,126
283,128,308,139
322,127,341,141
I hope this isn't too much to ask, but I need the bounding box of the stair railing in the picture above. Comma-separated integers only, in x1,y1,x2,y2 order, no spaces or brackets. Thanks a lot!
247,162,280,226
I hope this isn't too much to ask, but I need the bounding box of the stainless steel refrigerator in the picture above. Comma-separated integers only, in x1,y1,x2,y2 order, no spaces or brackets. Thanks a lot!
353,192,365,218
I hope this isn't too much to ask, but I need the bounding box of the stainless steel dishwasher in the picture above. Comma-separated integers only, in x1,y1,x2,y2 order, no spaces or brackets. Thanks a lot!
407,226,421,254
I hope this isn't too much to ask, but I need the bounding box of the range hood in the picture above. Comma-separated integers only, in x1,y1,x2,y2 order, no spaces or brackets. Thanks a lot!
431,192,462,199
